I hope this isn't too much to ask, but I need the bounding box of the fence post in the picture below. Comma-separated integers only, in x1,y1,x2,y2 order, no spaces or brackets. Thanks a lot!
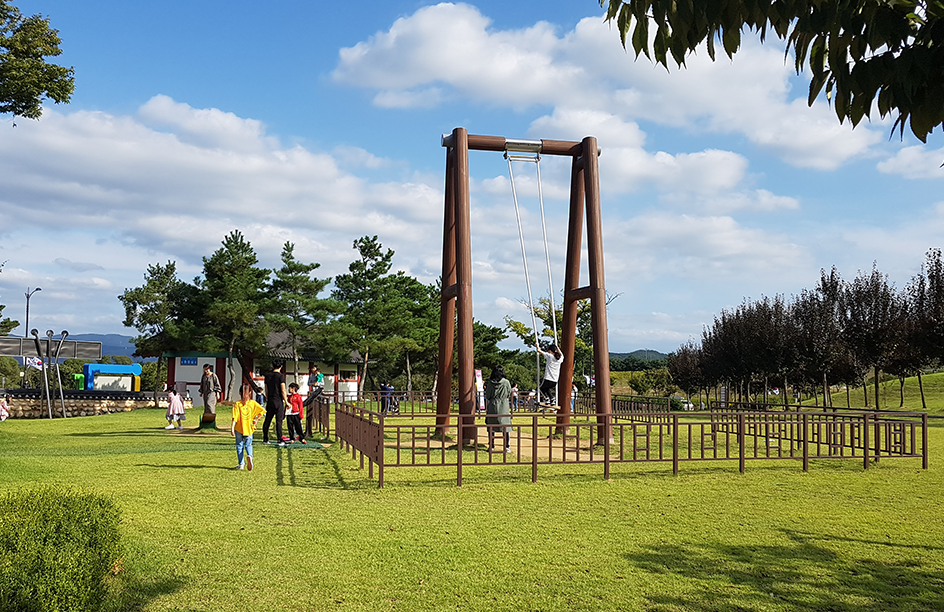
862,413,870,470
802,413,809,472
873,415,881,463
604,413,611,480
738,413,746,474
532,414,539,483
457,419,464,487
672,413,679,475
923,413,929,470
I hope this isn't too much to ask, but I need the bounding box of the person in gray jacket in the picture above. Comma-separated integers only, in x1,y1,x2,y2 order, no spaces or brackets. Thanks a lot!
485,365,512,453
199,364,222,421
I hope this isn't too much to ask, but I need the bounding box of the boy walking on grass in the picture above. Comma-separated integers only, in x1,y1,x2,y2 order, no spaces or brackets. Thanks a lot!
231,383,264,471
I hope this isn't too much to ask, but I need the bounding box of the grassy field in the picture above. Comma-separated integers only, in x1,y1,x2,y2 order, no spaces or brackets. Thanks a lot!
2,403,943,611
829,371,944,414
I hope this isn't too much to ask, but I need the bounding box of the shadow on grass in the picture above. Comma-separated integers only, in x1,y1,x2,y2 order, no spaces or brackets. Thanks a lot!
104,572,187,612
622,529,944,611
66,427,229,438
133,463,234,471
272,446,376,491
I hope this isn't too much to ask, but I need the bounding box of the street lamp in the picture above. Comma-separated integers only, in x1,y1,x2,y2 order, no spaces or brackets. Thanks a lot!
24,287,41,339
22,287,41,388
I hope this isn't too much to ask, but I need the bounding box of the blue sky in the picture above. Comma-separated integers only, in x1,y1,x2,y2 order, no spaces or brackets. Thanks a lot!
2,0,943,354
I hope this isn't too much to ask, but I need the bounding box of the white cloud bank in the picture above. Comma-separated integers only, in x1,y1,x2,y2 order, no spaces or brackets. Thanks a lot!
334,2,880,170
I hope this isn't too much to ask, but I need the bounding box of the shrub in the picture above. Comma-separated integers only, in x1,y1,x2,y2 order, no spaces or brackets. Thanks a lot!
0,487,121,612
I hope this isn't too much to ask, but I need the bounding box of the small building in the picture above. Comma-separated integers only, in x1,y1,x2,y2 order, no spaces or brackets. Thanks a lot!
163,332,360,405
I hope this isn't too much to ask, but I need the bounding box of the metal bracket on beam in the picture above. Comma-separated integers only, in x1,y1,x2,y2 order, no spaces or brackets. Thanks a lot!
504,138,543,153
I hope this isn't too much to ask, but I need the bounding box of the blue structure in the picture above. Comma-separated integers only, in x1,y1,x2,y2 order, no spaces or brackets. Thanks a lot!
83,363,142,391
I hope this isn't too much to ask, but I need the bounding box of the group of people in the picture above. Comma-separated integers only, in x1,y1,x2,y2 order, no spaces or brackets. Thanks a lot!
231,360,326,469
164,361,326,471
165,342,567,468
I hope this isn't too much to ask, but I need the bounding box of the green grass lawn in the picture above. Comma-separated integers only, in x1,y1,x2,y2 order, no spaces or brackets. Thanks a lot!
2,407,943,612
830,371,944,414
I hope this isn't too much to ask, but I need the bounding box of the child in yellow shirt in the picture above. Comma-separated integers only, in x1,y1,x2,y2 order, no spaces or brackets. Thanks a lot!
231,383,265,471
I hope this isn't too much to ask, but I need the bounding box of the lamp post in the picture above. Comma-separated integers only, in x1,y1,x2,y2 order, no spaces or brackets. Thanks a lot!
24,287,41,339
22,287,41,388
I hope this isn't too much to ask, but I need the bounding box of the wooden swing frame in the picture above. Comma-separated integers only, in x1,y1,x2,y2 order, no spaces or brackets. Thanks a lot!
436,127,613,443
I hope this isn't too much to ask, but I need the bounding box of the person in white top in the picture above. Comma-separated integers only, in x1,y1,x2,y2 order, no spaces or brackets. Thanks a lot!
536,343,563,405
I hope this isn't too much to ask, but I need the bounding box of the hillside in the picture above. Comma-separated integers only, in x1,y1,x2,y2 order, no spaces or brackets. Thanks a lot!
610,349,669,362
828,371,944,415
69,333,140,359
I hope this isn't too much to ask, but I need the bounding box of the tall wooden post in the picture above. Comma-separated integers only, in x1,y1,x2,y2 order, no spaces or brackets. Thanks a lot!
436,145,457,439
582,136,612,444
556,156,585,435
453,129,477,444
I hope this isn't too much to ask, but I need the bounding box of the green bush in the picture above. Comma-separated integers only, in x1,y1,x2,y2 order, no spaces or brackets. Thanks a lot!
0,487,121,612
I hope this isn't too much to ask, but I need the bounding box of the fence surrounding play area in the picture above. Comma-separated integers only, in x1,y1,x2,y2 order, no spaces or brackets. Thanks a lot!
325,392,929,487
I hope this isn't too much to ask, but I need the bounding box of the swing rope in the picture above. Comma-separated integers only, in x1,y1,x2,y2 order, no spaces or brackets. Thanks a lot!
505,151,559,398
506,153,541,353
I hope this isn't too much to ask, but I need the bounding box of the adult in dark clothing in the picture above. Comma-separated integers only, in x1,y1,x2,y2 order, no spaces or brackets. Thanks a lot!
262,360,288,446
485,365,512,453
380,382,394,414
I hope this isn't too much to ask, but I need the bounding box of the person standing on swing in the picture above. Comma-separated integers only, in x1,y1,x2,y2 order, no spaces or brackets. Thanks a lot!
535,343,563,406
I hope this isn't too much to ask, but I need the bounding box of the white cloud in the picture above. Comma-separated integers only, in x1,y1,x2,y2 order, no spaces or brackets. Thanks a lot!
603,211,811,283
877,145,944,179
333,3,880,168
332,145,394,169
138,94,274,153
0,98,452,333
0,99,449,268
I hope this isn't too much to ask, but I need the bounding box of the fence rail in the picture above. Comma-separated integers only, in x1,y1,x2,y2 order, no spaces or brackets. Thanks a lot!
331,399,928,488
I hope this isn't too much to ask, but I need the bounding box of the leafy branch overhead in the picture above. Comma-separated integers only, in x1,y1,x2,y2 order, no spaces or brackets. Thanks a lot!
0,1,74,119
601,0,944,142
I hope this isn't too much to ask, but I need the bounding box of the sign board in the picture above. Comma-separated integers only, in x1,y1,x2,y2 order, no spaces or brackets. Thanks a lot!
180,357,198,366
0,337,103,360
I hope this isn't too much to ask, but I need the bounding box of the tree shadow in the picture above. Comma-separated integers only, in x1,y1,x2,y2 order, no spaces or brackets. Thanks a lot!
104,572,187,612
622,529,944,611
133,463,234,471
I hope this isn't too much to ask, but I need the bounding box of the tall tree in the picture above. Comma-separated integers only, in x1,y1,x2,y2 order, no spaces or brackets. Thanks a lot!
0,1,74,120
329,236,394,394
328,236,441,394
916,248,944,364
267,242,339,382
199,230,270,400
601,0,944,142
118,261,189,400
668,340,704,404
841,264,901,408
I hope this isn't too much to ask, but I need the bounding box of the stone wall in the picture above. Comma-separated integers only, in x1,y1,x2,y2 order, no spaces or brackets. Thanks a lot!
6,397,194,419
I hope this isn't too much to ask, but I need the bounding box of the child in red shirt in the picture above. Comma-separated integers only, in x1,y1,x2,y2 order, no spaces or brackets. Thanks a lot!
286,383,306,444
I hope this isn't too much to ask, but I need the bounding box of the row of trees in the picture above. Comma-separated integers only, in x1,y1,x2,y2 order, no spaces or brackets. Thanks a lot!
120,231,529,399
668,249,944,409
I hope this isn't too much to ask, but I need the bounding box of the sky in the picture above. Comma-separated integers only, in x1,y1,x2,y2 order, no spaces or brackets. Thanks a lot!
2,0,943,354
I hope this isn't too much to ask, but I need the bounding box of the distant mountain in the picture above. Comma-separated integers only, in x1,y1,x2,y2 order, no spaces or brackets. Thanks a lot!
610,349,670,362
69,333,142,360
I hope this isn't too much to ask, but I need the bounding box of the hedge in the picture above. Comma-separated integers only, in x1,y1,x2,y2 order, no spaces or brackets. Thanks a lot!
0,487,121,612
